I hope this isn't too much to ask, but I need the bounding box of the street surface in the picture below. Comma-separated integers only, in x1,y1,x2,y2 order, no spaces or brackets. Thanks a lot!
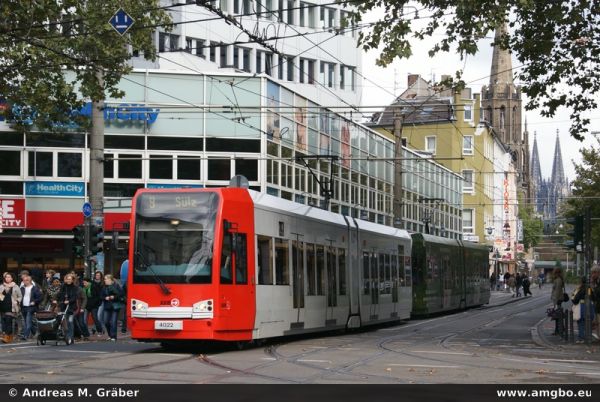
1,287,599,384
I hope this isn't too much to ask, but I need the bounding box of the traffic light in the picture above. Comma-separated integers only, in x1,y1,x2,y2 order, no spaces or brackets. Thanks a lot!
71,225,84,258
565,215,584,252
90,224,104,254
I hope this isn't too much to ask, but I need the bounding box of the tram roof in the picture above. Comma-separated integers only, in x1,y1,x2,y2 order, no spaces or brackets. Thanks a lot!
249,190,410,240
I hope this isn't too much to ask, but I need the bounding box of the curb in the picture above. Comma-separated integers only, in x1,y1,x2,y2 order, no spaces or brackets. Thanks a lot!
530,316,561,350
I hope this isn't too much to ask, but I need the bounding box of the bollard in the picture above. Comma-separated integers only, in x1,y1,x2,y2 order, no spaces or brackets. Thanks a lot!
568,309,574,343
563,308,569,341
557,308,564,337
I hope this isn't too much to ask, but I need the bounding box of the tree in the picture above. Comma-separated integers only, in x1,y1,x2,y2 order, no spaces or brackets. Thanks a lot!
565,138,600,247
0,1,171,129
345,0,599,140
518,195,543,251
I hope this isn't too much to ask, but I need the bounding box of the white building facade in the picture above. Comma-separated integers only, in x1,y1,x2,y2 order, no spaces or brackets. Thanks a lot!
132,0,362,109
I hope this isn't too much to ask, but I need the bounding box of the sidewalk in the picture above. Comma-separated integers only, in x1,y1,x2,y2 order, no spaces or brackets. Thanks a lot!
486,288,528,307
532,312,600,353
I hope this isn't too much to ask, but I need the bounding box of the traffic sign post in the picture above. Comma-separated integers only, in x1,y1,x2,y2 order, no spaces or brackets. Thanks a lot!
108,8,135,36
82,202,92,218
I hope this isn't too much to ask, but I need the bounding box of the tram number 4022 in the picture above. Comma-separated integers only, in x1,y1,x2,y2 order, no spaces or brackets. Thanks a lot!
154,320,183,330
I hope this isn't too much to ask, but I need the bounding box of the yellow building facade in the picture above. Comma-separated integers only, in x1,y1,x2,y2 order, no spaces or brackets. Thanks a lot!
369,81,495,245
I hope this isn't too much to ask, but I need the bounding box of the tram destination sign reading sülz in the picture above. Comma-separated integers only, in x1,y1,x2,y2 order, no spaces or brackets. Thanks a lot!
136,191,218,217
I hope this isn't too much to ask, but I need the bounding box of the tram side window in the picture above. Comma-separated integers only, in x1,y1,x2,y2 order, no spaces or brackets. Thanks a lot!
378,253,385,294
316,245,325,295
275,238,290,285
338,248,346,295
257,235,273,285
327,247,336,307
306,244,316,295
362,252,370,295
221,232,233,284
235,233,248,284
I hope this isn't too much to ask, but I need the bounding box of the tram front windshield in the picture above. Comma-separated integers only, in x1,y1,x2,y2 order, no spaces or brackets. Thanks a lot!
133,192,219,284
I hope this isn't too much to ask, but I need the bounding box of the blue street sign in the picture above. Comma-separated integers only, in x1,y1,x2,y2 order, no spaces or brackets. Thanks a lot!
109,8,135,36
83,202,92,218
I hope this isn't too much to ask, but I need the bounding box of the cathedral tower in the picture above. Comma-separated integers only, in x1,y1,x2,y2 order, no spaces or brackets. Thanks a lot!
482,23,530,198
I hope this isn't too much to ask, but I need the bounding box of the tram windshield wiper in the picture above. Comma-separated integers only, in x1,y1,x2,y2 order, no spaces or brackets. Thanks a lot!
135,251,172,295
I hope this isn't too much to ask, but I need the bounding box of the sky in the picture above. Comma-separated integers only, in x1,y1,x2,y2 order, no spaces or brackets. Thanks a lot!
357,8,600,183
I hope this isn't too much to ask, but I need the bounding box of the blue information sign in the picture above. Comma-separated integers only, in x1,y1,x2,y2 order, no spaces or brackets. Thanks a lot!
109,8,135,36
83,202,92,218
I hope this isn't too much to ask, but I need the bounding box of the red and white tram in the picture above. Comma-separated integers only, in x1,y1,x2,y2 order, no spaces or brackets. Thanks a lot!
127,187,412,342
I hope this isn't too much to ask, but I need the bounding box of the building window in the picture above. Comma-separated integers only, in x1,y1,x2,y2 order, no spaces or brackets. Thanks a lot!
0,151,21,176
177,156,201,180
425,136,436,155
28,151,52,177
464,104,472,121
208,159,231,181
463,209,474,234
57,152,82,178
286,56,294,81
462,136,474,155
185,37,205,58
320,62,334,88
320,7,335,28
219,43,228,68
119,155,143,179
158,32,179,52
462,169,474,193
149,155,173,180
209,41,219,62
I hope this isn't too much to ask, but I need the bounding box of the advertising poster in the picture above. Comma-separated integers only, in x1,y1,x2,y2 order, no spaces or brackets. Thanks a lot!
341,121,351,168
295,95,307,151
266,81,280,142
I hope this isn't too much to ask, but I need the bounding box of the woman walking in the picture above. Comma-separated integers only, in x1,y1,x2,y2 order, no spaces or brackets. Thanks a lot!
551,268,565,335
101,274,124,342
54,273,81,345
0,273,23,343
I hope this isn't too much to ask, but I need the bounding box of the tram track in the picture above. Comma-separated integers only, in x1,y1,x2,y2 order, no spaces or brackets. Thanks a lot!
195,295,556,383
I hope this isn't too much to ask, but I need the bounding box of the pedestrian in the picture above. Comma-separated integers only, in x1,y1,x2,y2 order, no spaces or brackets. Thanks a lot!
119,259,129,334
82,277,103,336
489,272,497,291
508,274,516,297
522,276,532,297
42,277,62,310
101,274,124,342
571,277,591,343
93,271,105,331
515,273,523,297
551,267,565,335
74,279,90,341
503,271,511,292
54,273,81,345
41,269,56,295
19,275,42,340
590,265,600,340
0,273,23,343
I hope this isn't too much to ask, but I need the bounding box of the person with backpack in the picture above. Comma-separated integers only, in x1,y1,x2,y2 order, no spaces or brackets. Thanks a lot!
19,274,43,340
101,274,124,342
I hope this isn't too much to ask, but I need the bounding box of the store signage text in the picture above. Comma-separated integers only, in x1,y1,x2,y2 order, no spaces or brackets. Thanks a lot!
10,102,159,127
0,199,26,229
26,181,85,197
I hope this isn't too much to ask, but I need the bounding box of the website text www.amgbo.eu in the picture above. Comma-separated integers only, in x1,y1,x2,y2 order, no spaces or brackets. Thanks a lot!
497,388,592,400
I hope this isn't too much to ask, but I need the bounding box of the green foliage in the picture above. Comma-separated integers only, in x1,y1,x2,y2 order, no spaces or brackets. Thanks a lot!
344,0,599,140
517,194,543,250
565,138,600,247
0,0,171,131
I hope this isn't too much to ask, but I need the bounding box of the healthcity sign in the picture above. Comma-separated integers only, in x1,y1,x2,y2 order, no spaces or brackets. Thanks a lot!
10,102,160,127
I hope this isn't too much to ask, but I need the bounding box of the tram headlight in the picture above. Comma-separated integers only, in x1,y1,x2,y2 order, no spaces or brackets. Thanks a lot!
193,299,213,313
131,299,148,311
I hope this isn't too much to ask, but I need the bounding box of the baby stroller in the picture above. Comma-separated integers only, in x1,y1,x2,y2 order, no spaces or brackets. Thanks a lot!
35,305,72,346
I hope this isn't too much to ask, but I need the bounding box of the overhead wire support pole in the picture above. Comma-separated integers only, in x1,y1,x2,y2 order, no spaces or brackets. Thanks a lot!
89,68,105,278
584,206,592,344
393,108,403,229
